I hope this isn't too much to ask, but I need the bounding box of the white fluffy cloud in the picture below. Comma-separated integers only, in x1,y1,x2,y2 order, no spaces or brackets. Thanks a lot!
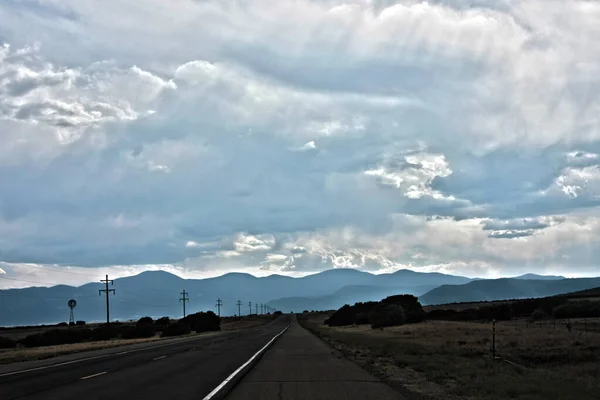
1,0,600,288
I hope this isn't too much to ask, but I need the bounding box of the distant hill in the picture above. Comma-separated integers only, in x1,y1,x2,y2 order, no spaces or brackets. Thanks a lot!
419,278,600,305
563,286,600,299
0,268,471,326
513,273,566,280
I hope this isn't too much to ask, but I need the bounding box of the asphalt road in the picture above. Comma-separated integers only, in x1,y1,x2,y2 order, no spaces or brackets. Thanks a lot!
0,315,290,400
226,315,403,400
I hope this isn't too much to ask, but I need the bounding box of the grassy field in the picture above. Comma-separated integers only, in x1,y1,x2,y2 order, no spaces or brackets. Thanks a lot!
0,315,275,364
299,312,600,400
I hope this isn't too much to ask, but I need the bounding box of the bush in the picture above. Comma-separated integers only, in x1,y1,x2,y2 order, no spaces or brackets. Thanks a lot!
552,301,600,319
181,311,220,333
327,296,424,327
154,317,170,326
274,311,282,315
162,322,191,337
20,328,92,347
136,316,154,326
380,295,425,323
76,320,86,326
355,312,370,325
57,322,68,327
0,336,15,349
530,309,547,322
91,325,122,341
369,304,407,329
122,324,156,339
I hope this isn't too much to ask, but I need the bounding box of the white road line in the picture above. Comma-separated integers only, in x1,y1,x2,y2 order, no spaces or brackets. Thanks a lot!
0,354,110,377
0,333,220,378
153,356,166,361
80,371,107,380
202,324,290,400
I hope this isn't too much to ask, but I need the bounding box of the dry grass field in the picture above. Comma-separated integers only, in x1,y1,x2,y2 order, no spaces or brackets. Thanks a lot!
0,315,275,364
299,313,600,400
0,335,165,364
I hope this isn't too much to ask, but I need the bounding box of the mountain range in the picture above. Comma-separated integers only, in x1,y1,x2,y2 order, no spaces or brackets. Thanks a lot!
0,269,596,326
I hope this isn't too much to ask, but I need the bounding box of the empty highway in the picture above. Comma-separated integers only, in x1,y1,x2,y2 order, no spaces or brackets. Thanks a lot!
0,316,290,400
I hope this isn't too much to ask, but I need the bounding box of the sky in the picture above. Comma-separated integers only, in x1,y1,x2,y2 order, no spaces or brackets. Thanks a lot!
1,0,600,289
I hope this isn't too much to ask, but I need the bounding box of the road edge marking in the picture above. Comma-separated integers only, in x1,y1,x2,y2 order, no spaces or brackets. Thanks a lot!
0,332,222,377
80,371,107,380
202,323,290,400
153,356,166,361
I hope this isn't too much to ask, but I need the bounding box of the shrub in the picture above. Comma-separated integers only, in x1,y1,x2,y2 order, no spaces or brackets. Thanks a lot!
381,295,425,323
136,316,154,326
327,296,424,327
154,317,170,326
122,324,156,339
76,320,86,326
20,328,92,347
529,309,547,322
552,301,600,319
162,322,191,337
57,322,68,327
274,311,282,315
354,312,370,325
91,325,122,341
369,304,407,329
181,311,220,333
0,336,15,349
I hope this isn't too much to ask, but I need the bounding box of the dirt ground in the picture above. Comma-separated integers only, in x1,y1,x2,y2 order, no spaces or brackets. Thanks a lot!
298,312,600,400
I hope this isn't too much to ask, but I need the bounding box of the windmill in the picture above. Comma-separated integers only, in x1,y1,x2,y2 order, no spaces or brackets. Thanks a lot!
68,299,77,326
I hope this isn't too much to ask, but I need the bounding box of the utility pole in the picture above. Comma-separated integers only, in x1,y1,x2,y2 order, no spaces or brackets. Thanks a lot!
216,298,222,317
179,290,189,318
248,301,252,315
99,275,115,325
260,303,263,314
255,303,258,315
236,300,242,319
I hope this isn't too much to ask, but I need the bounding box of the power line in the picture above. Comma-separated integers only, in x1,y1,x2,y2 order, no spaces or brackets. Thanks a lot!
113,299,172,308
2,264,99,277
0,275,69,286
0,292,96,299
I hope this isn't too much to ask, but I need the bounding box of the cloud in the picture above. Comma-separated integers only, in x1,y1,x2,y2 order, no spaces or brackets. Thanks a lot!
0,1,600,287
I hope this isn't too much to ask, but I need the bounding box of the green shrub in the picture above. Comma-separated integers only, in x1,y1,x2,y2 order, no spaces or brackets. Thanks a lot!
20,328,91,347
122,324,156,339
369,304,407,329
76,320,86,326
529,309,547,322
0,336,15,349
91,325,122,341
136,316,153,326
354,312,370,325
181,311,220,333
154,317,170,326
162,322,191,337
552,301,600,319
